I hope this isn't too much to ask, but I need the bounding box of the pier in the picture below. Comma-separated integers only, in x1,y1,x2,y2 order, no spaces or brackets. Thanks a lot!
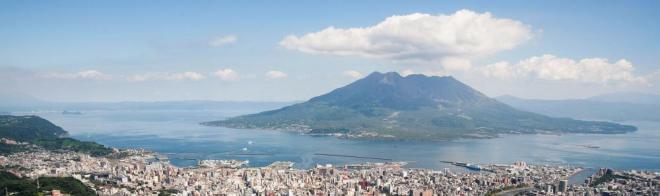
440,160,494,172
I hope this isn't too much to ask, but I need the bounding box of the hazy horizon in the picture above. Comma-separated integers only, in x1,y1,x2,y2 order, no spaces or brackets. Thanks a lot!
3,73,660,104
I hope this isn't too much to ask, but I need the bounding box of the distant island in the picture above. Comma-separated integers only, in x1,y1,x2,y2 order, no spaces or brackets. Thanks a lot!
62,110,83,115
203,72,636,140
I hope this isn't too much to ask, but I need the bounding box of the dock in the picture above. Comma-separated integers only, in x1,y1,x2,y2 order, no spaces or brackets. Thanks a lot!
440,160,494,172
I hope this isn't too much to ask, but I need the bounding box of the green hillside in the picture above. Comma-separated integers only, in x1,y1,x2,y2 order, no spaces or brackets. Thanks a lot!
204,72,636,140
0,115,112,156
0,171,96,196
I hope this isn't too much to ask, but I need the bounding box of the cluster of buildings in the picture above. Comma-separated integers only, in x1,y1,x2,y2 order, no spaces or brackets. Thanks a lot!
565,168,659,195
0,150,657,195
1,137,27,145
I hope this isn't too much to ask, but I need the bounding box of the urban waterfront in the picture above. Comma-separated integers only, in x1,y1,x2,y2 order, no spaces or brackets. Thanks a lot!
27,109,660,172
6,149,657,195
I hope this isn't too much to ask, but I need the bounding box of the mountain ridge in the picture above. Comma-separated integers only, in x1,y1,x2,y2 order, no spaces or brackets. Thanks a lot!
588,92,660,105
204,72,636,140
309,72,488,110
497,95,660,122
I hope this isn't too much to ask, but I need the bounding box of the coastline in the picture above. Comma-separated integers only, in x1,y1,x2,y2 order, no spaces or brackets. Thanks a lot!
3,148,657,195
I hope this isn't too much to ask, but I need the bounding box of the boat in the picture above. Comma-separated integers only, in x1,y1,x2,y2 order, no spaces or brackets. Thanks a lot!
465,163,482,171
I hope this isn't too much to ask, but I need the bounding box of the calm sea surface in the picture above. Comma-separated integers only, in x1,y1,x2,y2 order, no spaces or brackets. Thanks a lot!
30,109,659,172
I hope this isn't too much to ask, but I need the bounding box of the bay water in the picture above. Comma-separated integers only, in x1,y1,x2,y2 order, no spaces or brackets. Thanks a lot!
30,109,659,172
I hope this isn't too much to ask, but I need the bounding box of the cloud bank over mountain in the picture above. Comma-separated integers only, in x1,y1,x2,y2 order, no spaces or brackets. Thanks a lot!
280,10,533,70
480,54,648,85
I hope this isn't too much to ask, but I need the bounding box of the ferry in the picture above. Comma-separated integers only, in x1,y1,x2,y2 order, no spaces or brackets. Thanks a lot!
465,163,482,171
441,161,483,171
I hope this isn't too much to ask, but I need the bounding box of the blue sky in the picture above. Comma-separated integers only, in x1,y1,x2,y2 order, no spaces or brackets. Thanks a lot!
1,1,659,102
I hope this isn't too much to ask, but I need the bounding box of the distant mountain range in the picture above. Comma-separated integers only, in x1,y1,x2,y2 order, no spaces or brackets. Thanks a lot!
497,93,660,122
204,72,635,140
588,92,660,105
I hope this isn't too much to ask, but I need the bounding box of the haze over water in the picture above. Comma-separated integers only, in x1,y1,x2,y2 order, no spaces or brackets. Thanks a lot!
31,108,660,172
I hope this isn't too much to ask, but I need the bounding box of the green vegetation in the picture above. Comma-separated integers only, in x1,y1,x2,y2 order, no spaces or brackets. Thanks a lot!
0,115,67,141
33,138,112,157
0,171,95,196
0,144,31,155
158,189,181,196
37,176,96,196
0,115,111,156
485,184,529,196
0,171,36,196
204,72,636,140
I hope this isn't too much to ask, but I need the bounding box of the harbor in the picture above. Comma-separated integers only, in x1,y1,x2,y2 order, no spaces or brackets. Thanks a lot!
440,160,494,172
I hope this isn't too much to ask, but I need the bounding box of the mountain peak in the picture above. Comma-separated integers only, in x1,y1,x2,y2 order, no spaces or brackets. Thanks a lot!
365,72,402,84
310,71,487,110
366,71,400,77
366,71,461,84
205,71,636,140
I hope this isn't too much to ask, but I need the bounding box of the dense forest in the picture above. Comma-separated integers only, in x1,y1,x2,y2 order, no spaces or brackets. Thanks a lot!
0,171,95,196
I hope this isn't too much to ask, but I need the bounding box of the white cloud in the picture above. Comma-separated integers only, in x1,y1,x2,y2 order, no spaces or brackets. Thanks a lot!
440,57,472,71
265,70,287,79
480,54,647,85
213,69,239,81
342,70,363,79
209,35,237,47
127,71,205,82
175,72,205,81
647,70,660,80
480,61,520,79
280,9,532,65
77,70,104,79
40,70,107,80
642,69,660,86
400,69,416,76
126,74,149,82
